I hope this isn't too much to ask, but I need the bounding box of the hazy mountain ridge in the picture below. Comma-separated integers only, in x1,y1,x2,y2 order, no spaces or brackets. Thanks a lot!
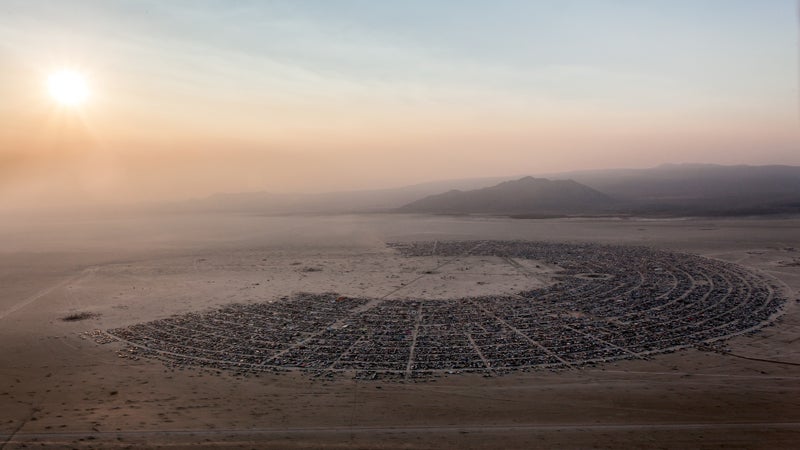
162,175,519,214
566,164,800,216
564,164,800,201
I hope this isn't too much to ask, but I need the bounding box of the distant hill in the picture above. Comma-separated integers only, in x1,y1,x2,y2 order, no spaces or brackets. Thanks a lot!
160,175,519,214
557,164,800,216
398,177,616,215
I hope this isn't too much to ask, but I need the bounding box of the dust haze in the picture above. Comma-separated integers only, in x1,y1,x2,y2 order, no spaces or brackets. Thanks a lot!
2,1,800,448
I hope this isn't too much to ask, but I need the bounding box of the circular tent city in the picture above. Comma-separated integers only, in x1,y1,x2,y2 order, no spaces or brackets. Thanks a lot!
92,241,784,380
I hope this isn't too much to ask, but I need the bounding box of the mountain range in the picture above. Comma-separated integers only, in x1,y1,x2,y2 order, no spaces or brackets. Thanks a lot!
163,164,800,217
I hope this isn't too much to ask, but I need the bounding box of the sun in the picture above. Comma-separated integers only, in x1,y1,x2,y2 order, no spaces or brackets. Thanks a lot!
47,69,89,106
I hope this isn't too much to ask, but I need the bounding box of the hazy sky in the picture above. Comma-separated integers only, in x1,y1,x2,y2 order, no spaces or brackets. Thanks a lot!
0,0,797,207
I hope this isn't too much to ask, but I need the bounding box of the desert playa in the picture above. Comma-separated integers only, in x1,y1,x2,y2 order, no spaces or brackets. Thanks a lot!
1,213,798,449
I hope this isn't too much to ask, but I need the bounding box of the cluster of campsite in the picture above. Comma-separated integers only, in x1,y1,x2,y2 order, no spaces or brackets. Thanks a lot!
93,241,784,380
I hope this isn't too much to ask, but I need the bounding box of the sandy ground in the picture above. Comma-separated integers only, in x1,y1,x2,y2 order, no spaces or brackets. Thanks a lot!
0,213,799,449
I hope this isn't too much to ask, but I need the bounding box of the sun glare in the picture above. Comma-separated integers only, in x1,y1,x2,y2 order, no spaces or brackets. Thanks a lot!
47,69,89,106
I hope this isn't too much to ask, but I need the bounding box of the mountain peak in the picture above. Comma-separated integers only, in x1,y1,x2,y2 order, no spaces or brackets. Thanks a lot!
399,176,614,215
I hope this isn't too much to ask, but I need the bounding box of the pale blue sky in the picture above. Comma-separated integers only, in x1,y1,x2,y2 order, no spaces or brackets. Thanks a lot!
2,0,794,110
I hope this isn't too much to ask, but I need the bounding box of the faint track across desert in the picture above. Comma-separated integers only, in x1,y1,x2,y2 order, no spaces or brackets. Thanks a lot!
0,267,97,321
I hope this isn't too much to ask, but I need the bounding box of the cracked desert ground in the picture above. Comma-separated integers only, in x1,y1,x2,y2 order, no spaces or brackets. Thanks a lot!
1,213,799,449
